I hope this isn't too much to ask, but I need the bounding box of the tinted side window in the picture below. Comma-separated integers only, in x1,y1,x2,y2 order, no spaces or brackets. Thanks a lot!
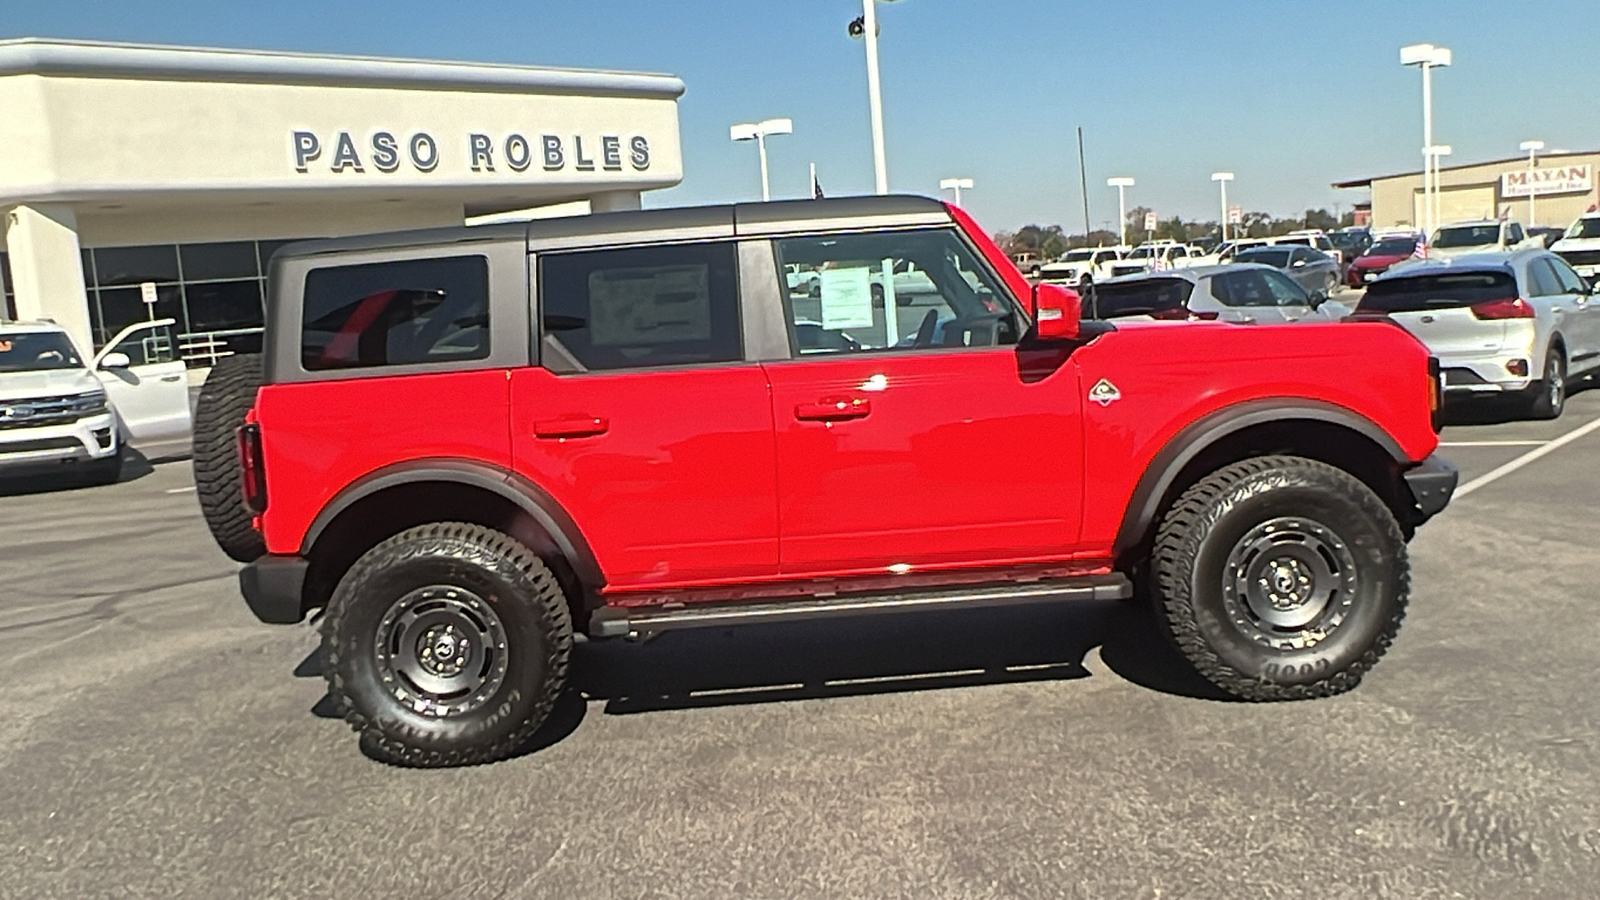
539,242,741,372
1212,271,1283,307
1088,278,1193,318
1548,257,1588,294
301,256,489,371
1527,261,1563,298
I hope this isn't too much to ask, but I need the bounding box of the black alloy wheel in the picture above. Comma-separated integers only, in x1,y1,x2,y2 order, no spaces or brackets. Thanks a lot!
322,522,573,767
1528,348,1566,420
1152,456,1408,701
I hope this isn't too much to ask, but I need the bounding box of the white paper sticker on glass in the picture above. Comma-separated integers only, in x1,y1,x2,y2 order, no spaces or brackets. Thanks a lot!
819,267,875,330
588,264,712,347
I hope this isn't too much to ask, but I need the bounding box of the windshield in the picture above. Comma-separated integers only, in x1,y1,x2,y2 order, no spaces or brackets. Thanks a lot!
1433,225,1500,248
1359,271,1517,313
1128,247,1156,260
0,332,85,373
1565,218,1600,240
1086,278,1194,319
1062,250,1094,262
1275,237,1310,247
1368,238,1417,257
1236,248,1293,268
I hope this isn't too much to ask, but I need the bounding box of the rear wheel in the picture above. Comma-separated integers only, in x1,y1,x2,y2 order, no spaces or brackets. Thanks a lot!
1527,347,1566,420
192,354,266,562
1152,456,1408,701
322,523,573,767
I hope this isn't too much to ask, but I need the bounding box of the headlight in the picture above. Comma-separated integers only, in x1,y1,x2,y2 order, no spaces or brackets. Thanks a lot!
72,391,109,416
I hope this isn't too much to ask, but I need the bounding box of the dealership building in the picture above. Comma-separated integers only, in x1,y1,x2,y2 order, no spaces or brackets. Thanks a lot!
1335,150,1600,233
0,38,685,358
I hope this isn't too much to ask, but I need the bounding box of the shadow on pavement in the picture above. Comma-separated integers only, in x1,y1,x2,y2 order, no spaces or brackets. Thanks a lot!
299,594,1232,765
0,448,156,497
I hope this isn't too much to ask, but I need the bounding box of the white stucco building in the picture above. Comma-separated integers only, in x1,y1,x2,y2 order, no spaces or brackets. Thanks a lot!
0,38,685,357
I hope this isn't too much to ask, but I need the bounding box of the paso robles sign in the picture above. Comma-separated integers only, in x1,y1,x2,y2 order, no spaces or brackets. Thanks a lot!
1501,164,1591,198
290,130,652,175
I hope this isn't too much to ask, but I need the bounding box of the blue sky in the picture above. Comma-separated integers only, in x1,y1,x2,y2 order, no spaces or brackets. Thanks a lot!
6,0,1600,232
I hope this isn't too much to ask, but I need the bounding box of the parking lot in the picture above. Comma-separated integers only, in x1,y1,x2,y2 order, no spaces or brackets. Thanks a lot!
2,388,1599,898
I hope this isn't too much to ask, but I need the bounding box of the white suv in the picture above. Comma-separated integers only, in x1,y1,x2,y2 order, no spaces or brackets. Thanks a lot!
1551,212,1600,281
0,318,193,483
1429,220,1537,259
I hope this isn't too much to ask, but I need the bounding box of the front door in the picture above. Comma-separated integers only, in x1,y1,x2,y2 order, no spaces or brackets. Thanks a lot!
93,319,192,456
510,240,779,590
764,227,1083,576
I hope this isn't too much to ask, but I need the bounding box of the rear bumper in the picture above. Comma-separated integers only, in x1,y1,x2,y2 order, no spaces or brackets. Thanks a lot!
1404,453,1458,524
238,554,309,624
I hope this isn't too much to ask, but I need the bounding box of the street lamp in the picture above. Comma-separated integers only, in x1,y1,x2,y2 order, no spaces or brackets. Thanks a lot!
1401,43,1451,240
1212,172,1235,243
939,177,974,206
1107,177,1135,247
1521,139,1545,226
730,117,793,202
850,0,906,195
1424,144,1451,242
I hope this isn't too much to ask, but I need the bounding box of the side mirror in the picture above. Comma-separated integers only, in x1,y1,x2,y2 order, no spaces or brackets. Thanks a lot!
1033,283,1082,342
1292,259,1307,268
98,351,132,369
1307,291,1327,309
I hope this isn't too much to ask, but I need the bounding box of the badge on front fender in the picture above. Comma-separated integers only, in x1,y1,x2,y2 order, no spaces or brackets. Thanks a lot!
1089,379,1121,407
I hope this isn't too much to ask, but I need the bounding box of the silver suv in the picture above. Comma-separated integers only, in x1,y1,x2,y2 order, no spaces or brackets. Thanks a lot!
1357,249,1600,419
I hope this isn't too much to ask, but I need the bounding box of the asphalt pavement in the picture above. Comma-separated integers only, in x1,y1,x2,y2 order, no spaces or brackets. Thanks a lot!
2,388,1599,898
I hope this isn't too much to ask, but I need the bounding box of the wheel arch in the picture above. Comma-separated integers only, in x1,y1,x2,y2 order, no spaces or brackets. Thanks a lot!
1113,400,1415,566
298,459,603,624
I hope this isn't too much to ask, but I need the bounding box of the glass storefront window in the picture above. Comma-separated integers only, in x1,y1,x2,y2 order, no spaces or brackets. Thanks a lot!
180,242,259,281
184,280,264,331
93,245,181,286
97,284,183,344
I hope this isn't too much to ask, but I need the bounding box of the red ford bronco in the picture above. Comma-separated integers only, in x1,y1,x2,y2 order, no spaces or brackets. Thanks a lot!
193,196,1456,767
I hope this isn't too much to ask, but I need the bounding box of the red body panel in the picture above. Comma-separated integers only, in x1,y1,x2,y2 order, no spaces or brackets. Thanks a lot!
508,365,779,588
1071,320,1440,554
761,348,1084,576
256,369,512,554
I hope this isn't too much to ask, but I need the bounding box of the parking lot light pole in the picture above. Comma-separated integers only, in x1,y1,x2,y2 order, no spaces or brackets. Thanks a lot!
1521,140,1545,226
939,177,974,206
851,0,905,195
1425,144,1451,240
1107,177,1135,247
730,118,793,202
1401,43,1451,242
1212,172,1234,243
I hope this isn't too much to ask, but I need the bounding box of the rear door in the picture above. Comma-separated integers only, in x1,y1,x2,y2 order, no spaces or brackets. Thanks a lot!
761,227,1083,575
1545,256,1600,369
1207,268,1307,324
509,240,779,589
93,318,192,455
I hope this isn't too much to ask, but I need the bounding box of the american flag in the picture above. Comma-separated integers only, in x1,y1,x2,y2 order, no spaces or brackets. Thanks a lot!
1412,233,1427,259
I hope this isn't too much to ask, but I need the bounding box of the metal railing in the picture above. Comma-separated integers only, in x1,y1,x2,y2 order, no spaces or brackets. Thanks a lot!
178,327,263,368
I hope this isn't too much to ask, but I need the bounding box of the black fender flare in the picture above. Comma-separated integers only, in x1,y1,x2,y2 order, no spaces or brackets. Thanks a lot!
1112,399,1410,560
301,458,604,589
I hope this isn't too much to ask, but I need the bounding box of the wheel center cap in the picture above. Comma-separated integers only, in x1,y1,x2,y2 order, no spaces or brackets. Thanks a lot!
417,624,470,676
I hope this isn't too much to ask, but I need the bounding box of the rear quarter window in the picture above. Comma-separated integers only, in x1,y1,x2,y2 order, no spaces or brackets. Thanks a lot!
301,256,490,371
1088,278,1193,319
1359,271,1517,313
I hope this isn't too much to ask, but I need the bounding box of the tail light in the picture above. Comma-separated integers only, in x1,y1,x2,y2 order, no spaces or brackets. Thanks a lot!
237,422,268,516
1470,297,1534,320
1148,308,1219,321
1428,357,1443,433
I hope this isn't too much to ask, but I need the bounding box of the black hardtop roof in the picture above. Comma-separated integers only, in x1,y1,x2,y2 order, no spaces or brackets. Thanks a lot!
272,194,952,261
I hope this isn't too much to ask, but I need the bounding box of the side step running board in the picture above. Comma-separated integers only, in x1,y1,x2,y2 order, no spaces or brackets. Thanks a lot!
590,574,1132,639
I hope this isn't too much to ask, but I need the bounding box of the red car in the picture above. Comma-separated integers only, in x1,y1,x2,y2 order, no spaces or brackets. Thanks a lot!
192,196,1456,767
1347,234,1420,287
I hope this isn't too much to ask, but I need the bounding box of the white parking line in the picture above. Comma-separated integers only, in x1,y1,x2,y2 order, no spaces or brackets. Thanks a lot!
164,486,196,494
1455,415,1600,499
1439,440,1547,448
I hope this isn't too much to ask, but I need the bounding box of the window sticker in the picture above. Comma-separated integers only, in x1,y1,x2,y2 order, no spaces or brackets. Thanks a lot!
820,266,875,330
588,264,712,347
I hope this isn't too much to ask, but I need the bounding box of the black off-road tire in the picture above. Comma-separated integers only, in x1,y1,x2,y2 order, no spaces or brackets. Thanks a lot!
321,523,573,768
1527,346,1566,420
1151,456,1408,701
192,354,266,562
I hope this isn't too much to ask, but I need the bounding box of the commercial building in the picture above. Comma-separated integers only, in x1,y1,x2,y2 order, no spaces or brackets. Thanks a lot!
1335,150,1600,233
0,38,685,359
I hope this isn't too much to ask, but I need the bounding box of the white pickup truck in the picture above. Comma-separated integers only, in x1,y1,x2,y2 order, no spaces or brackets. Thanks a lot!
0,318,193,484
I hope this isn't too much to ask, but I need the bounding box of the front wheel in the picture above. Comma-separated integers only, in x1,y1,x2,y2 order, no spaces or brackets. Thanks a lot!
322,523,573,767
1152,456,1408,701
